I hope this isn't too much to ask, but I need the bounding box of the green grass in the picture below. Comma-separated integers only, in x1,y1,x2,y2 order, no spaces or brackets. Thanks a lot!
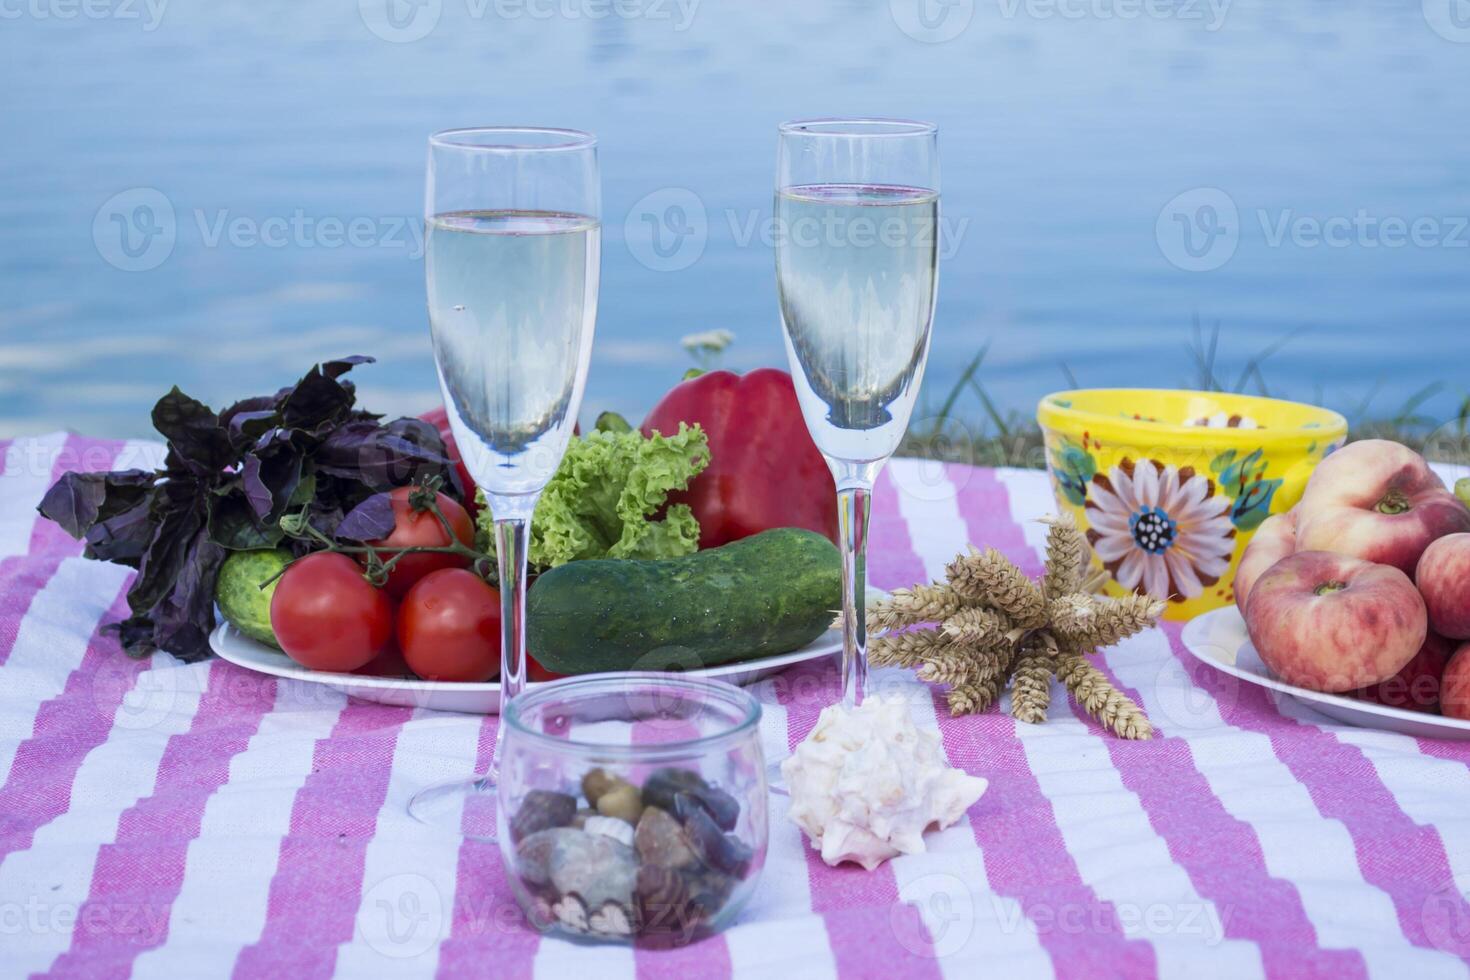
899,321,1470,468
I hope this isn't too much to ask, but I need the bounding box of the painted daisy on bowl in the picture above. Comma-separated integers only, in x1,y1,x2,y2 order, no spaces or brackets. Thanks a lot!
1085,458,1236,603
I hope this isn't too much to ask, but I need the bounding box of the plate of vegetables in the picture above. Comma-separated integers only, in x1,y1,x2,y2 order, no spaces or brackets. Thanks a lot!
41,355,852,711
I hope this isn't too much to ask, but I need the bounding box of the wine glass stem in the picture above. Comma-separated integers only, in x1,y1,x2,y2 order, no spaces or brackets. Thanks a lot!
836,483,872,708
487,494,537,779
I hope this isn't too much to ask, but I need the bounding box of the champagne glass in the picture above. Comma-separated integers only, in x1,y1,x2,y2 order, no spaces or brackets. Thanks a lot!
775,118,939,709
408,127,600,839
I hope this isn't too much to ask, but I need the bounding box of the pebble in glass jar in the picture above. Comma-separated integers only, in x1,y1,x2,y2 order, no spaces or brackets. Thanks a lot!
498,673,768,945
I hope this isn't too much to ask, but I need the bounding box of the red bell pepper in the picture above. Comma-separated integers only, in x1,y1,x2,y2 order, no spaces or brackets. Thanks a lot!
640,368,838,549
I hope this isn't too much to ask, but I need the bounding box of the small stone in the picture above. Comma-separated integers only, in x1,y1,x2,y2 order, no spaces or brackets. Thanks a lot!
687,867,737,920
634,806,698,870
548,829,638,910
553,895,590,932
515,827,580,886
510,789,577,843
634,864,699,940
596,782,643,824
675,793,753,879
582,767,619,807
643,767,740,832
583,815,635,847
589,902,634,937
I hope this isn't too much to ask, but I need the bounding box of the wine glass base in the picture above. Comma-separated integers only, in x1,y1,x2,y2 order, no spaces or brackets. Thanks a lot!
408,776,499,842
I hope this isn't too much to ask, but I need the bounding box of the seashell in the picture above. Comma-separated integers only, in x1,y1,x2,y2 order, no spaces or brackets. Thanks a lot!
781,695,989,871
589,902,635,937
515,827,580,886
642,767,740,832
553,894,589,932
674,793,752,878
634,806,699,870
595,782,643,824
548,829,638,910
583,815,635,847
510,789,578,843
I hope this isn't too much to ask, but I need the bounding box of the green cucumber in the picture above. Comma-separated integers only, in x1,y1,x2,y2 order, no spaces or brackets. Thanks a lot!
215,548,292,649
528,528,840,674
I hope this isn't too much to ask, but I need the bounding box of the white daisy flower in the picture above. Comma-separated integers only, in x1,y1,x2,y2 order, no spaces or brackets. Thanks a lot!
1084,459,1236,603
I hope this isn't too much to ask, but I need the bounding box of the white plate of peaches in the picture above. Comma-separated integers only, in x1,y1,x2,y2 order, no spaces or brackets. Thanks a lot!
1181,440,1470,740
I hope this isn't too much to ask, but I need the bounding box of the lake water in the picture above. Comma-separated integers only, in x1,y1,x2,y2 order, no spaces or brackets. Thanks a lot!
3,0,1468,440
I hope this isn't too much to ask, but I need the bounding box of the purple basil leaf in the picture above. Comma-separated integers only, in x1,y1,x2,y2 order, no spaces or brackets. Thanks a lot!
240,455,275,519
316,421,452,490
151,387,233,471
321,355,375,380
226,409,279,446
128,501,206,617
110,615,158,659
337,493,396,541
149,531,225,662
84,501,156,567
38,469,155,539
281,366,355,430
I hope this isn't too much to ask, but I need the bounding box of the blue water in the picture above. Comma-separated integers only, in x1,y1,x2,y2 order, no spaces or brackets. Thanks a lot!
2,0,1468,440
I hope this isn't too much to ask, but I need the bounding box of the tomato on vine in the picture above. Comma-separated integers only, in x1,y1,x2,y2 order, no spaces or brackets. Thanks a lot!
364,486,476,599
271,552,394,673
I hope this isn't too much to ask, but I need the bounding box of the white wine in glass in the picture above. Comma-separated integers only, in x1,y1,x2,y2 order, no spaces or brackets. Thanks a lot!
775,120,940,709
409,128,600,840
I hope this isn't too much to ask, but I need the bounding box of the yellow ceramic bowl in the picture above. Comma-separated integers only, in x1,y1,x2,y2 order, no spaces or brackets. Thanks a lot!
1036,389,1347,620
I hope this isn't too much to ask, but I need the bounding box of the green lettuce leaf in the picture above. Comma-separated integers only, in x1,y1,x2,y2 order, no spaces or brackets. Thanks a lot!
479,423,709,568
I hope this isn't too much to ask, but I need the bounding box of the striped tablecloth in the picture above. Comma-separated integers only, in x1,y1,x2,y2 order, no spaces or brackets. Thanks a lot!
5,432,1470,979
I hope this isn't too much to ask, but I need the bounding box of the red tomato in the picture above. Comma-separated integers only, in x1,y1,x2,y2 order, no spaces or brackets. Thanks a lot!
398,569,502,682
365,486,476,599
271,552,393,673
527,655,566,683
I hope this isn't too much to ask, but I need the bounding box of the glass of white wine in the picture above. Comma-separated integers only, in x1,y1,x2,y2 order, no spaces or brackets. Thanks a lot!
775,118,940,708
408,127,600,839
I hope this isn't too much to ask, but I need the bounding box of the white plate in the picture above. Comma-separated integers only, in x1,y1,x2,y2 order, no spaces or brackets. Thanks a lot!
210,622,846,714
1180,606,1470,740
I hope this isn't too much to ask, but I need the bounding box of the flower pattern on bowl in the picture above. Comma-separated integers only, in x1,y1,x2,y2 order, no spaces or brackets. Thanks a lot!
1085,459,1236,603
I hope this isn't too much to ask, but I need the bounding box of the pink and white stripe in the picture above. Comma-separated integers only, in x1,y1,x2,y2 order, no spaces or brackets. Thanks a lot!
6,437,1470,977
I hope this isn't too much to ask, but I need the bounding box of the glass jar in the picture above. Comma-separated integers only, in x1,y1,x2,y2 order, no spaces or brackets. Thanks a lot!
498,672,768,945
